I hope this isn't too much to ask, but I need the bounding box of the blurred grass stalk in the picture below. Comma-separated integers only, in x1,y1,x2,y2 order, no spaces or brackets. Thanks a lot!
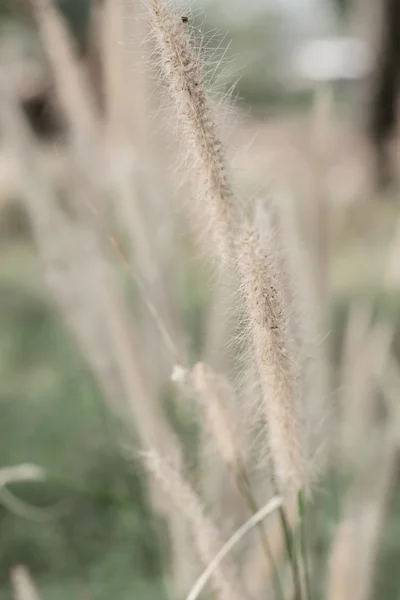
0,0,196,593
327,405,399,600
11,565,41,600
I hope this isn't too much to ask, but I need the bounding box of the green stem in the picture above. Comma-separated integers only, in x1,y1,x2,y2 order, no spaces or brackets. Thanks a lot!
298,490,313,600
278,503,302,600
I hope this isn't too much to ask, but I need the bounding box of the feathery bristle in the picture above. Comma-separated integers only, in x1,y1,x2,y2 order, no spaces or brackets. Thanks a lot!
238,223,309,492
149,0,237,261
149,1,310,492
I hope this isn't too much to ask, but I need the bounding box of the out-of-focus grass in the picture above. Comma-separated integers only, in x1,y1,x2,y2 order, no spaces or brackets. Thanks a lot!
1,0,399,596
1,191,400,598
0,239,168,599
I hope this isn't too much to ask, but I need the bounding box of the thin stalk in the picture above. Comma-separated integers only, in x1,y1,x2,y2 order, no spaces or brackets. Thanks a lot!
278,503,302,600
186,496,283,600
236,467,285,600
298,491,312,600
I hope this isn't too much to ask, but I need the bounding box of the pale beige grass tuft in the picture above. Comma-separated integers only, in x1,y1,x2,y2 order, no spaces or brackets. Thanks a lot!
237,222,309,492
149,0,238,262
150,0,310,493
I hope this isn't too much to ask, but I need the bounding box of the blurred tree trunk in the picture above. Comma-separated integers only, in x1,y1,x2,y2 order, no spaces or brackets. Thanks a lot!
331,0,400,188
367,0,400,188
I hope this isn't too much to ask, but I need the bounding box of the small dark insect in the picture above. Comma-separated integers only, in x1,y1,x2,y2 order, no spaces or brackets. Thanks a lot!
181,16,189,23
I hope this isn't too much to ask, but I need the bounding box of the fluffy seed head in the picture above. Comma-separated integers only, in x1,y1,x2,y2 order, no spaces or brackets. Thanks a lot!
149,0,237,261
238,223,309,492
149,0,310,492
191,362,241,472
